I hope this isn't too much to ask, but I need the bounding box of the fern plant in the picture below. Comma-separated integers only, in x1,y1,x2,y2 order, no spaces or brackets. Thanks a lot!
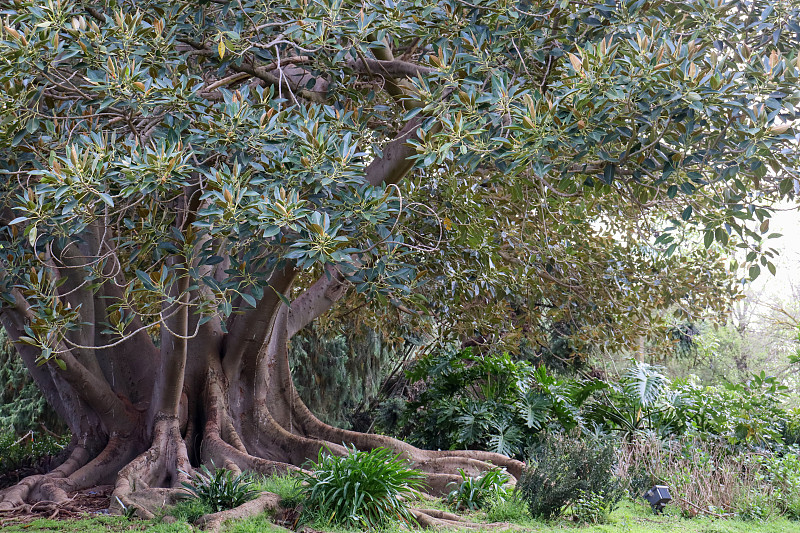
299,445,424,529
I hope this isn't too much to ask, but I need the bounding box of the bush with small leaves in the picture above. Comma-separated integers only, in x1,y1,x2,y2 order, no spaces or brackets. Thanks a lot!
735,490,776,521
517,433,623,519
181,464,258,513
570,490,613,524
446,468,510,510
299,445,424,529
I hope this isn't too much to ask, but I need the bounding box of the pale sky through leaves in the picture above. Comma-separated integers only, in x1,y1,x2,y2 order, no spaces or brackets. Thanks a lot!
749,203,800,321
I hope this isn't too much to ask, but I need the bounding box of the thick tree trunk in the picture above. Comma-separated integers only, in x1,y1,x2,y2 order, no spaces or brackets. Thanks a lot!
0,103,522,521
0,281,523,518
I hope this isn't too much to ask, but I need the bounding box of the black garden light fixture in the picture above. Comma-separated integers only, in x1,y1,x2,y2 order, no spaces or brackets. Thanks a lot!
643,485,672,514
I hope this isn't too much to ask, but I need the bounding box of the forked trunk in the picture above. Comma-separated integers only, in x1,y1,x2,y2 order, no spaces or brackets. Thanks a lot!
0,281,523,519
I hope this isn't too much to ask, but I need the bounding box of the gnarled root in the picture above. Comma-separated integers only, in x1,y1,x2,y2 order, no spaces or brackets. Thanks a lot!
0,444,90,511
195,492,283,532
110,416,191,519
0,431,142,512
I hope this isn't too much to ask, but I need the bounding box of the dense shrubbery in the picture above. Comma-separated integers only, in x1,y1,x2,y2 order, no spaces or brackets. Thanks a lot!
0,431,68,488
395,346,597,457
0,329,65,435
390,343,800,522
517,433,624,520
397,345,798,453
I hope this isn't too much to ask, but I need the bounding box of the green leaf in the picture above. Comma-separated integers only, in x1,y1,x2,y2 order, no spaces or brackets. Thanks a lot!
98,192,115,207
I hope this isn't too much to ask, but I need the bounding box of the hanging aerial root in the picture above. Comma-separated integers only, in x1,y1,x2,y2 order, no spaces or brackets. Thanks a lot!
111,417,192,519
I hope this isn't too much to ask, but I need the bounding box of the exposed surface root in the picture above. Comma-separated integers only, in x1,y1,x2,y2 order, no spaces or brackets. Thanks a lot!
283,368,525,480
411,508,482,529
0,445,91,510
202,428,299,476
195,492,283,532
111,417,191,519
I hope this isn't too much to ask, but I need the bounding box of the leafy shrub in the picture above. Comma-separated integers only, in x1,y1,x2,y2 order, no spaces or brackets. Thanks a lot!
0,431,68,484
674,372,789,446
400,346,599,458
735,490,776,521
570,490,613,524
181,464,258,513
299,445,423,529
517,433,623,519
445,468,510,510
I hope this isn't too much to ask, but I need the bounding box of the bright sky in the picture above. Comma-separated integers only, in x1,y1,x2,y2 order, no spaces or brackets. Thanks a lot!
749,202,800,312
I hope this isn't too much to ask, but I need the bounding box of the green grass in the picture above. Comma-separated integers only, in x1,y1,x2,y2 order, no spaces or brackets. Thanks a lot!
217,513,293,533
4,500,800,533
250,472,302,504
0,516,193,533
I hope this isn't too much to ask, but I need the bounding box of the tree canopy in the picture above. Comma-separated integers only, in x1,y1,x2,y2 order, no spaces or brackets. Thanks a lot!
0,0,798,518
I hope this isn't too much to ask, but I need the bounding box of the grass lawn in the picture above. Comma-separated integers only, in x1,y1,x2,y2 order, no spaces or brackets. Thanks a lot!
2,499,800,533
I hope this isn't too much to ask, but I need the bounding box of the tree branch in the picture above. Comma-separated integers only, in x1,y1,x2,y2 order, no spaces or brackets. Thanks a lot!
222,265,297,379
287,265,347,338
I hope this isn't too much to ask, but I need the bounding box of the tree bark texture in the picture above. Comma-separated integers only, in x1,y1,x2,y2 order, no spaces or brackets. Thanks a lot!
0,123,523,516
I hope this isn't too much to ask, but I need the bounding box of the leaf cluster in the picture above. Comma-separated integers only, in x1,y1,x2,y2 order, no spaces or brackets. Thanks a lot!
180,464,258,513
298,445,424,529
445,467,510,511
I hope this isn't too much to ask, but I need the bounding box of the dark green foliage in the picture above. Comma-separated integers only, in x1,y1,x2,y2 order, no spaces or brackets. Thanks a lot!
0,431,68,487
399,346,600,458
289,324,402,429
298,445,423,529
0,328,65,435
518,433,623,520
180,464,258,513
585,362,684,439
445,468,510,511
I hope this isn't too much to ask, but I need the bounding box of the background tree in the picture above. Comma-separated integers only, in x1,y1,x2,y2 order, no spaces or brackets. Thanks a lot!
0,0,798,519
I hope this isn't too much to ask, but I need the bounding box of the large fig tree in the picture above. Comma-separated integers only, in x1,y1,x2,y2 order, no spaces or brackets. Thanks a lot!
0,0,797,519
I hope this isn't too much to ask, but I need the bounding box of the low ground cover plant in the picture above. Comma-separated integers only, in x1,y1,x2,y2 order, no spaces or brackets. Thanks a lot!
180,464,258,513
298,445,424,529
445,467,510,510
